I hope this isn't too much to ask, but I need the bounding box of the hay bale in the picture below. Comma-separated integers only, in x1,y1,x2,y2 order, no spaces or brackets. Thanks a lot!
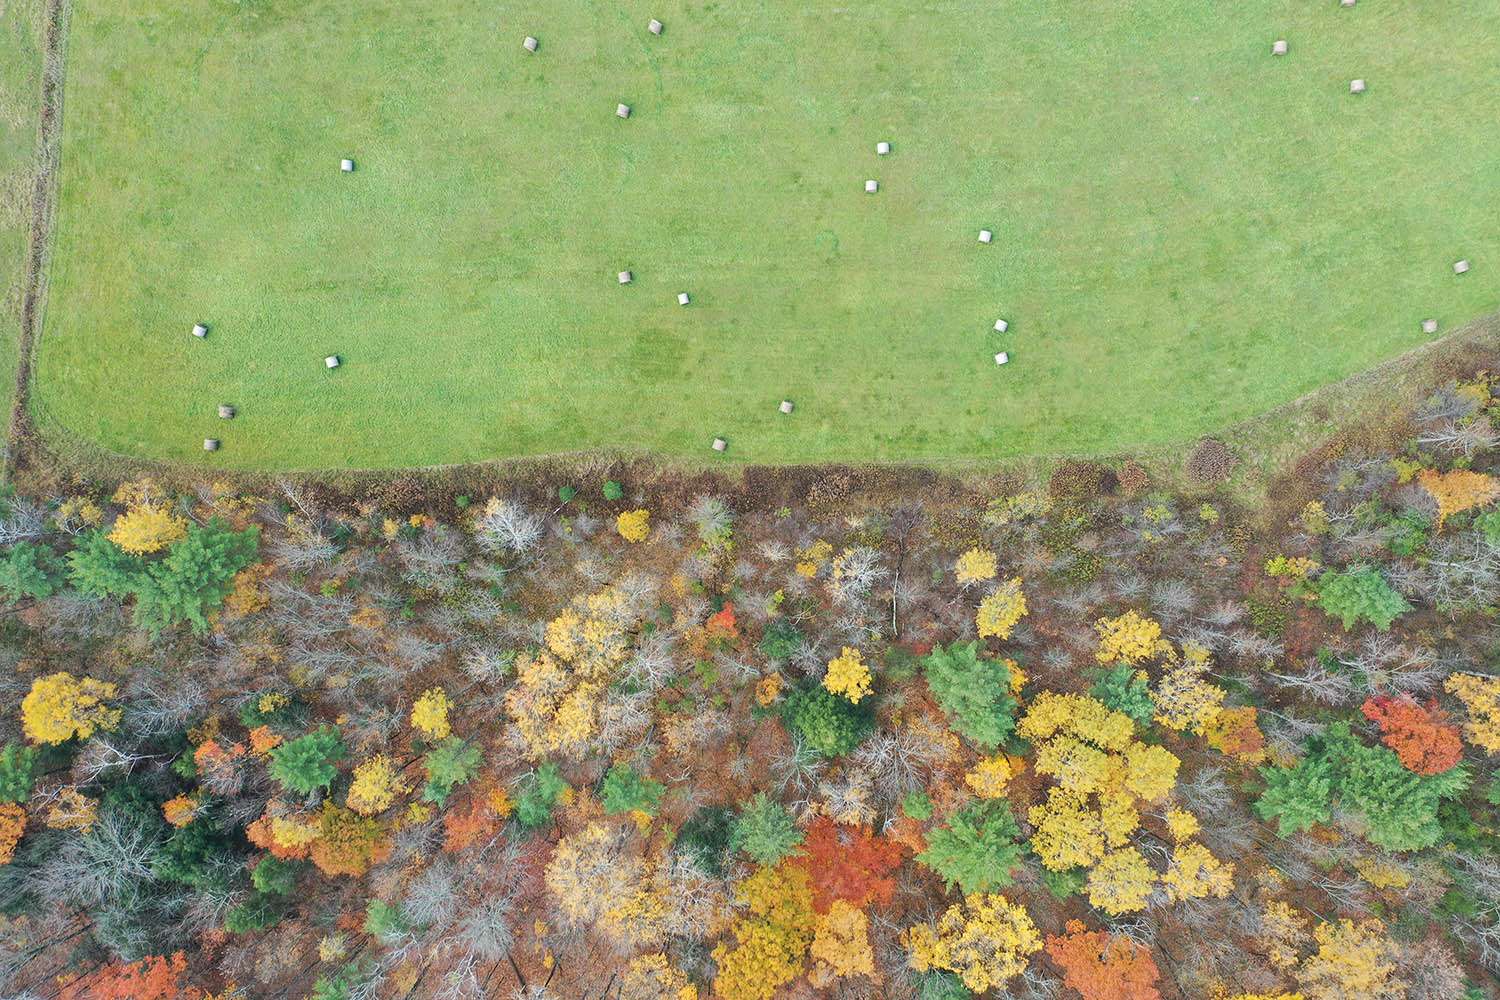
779,400,794,414
203,439,220,452
677,292,691,306
192,323,208,338
1349,79,1365,94
1272,39,1287,55
1454,259,1471,274
325,355,341,369
616,103,632,119
994,319,1009,333
1422,318,1439,334
648,18,663,34
218,404,236,419
865,179,878,193
618,270,633,284
978,229,993,244
994,351,1009,366
877,141,891,155
711,437,727,452
1186,437,1236,485
340,158,355,172
1340,0,1355,7
523,35,538,51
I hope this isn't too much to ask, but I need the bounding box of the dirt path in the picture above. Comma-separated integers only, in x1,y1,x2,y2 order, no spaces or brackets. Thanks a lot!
5,0,71,481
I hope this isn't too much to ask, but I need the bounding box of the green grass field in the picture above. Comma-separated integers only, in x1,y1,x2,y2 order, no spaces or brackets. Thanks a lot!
31,0,1500,469
0,0,47,437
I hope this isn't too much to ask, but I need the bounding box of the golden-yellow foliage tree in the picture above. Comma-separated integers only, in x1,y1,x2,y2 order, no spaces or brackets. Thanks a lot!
1085,847,1155,915
823,647,873,704
903,893,1042,994
410,687,451,740
107,505,188,555
1418,467,1500,527
1296,919,1404,1000
977,577,1028,639
955,547,998,585
346,755,404,816
21,673,122,745
712,862,816,1000
1094,611,1164,665
617,509,651,543
808,899,877,985
1445,672,1500,754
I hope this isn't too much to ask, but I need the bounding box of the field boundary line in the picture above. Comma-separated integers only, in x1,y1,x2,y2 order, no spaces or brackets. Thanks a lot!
4,0,72,482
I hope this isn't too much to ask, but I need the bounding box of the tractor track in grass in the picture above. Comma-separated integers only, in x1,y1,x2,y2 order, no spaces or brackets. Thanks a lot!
5,0,71,482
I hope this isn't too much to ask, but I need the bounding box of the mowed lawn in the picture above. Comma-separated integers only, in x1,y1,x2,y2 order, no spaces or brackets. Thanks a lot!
33,0,1500,468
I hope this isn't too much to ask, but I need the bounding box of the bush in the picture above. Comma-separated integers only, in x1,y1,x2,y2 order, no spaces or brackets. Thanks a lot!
422,737,482,805
0,743,37,803
600,763,665,815
729,792,802,865
758,619,804,660
1185,437,1235,485
782,685,873,757
922,641,1018,749
0,542,66,600
1048,459,1113,500
514,763,568,828
916,800,1023,894
1316,566,1411,631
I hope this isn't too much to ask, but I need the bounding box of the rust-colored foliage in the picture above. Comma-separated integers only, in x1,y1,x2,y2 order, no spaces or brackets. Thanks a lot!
1044,920,1162,1000
58,951,200,1000
443,794,500,852
798,816,905,913
1360,695,1464,775
706,602,739,639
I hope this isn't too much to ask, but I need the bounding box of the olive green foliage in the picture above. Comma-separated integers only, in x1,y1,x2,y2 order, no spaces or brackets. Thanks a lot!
782,684,873,757
364,899,408,940
269,726,346,795
922,641,1018,749
1091,664,1155,725
251,855,302,896
421,737,482,805
916,799,1023,894
0,543,66,600
1315,565,1411,631
919,971,972,1000
0,742,37,803
1255,755,1334,836
758,619,804,660
677,805,736,876
600,763,665,815
729,792,803,865
225,891,288,933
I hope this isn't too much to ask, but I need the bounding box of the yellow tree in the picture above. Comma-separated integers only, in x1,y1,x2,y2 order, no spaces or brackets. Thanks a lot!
977,577,1028,640
107,504,187,554
1296,919,1404,1000
410,687,452,740
809,899,877,985
617,509,651,542
1094,611,1164,665
1418,467,1500,527
21,673,121,745
712,862,815,1000
346,755,404,816
823,647,873,704
955,547,998,585
1445,672,1500,754
1086,848,1155,915
1160,843,1234,902
903,893,1042,993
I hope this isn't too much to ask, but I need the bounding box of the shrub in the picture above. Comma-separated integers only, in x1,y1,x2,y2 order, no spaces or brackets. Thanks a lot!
0,743,37,803
917,800,1023,894
730,792,802,865
269,726,346,795
0,542,66,600
759,619,804,660
1049,460,1112,500
1184,437,1235,485
514,763,568,828
600,763,665,815
922,641,1018,749
422,737,482,805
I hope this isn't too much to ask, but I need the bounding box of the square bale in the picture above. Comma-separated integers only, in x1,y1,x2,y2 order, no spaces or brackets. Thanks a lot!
994,352,1009,366
203,438,220,451
1272,39,1288,55
711,437,727,452
978,229,993,243
1422,318,1439,334
1349,79,1365,93
877,140,891,155
1454,259,1471,274
523,35,538,51
325,355,341,369
616,103,632,119
618,270,633,284
192,323,208,338
340,158,355,172
677,292,691,305
865,179,878,193
648,18,663,34
779,400,794,414
994,319,1009,333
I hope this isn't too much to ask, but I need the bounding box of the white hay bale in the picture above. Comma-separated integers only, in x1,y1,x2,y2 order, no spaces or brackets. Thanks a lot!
340,158,355,172
1340,0,1355,7
204,438,220,451
779,400,794,414
192,323,208,339
711,437,727,452
648,18,663,34
218,404,236,419
1272,39,1287,55
978,229,993,244
523,35,538,52
876,141,891,155
994,352,1009,366
865,179,878,193
1422,318,1439,334
619,270,633,284
994,319,1009,333
1349,79,1365,94
325,355,340,369
616,103,631,119
1454,259,1471,274
678,292,691,306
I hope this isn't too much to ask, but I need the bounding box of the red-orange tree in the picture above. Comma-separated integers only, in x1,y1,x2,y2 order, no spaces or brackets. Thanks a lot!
1360,695,1464,775
58,952,200,1000
1044,920,1162,1000
798,816,905,913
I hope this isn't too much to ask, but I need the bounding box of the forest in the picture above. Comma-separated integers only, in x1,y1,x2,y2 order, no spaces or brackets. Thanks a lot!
1,372,1499,1000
